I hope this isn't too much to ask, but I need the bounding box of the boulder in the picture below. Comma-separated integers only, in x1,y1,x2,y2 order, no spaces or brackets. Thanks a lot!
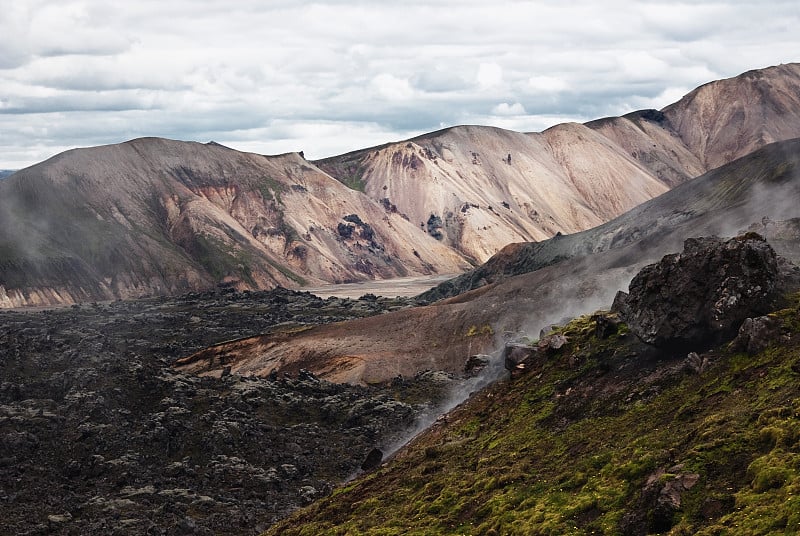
592,312,622,339
613,234,780,349
361,448,383,471
464,354,491,375
731,315,782,355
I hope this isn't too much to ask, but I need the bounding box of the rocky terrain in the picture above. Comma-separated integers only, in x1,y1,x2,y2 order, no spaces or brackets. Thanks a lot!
2,62,800,536
265,234,800,535
3,64,800,308
175,139,800,385
0,288,473,536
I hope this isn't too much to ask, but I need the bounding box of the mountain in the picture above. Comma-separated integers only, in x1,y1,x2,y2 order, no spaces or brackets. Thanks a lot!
420,136,800,302
0,138,469,308
0,170,15,180
317,63,800,263
316,124,671,263
662,63,800,171
175,138,800,385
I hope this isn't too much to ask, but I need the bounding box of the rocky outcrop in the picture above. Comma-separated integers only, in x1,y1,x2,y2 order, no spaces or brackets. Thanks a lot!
612,234,783,349
622,465,701,535
731,315,784,355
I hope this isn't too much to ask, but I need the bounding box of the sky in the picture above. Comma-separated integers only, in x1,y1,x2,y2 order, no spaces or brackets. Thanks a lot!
0,0,798,170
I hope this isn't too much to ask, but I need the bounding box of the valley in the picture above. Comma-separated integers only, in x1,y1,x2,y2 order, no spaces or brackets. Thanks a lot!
303,273,457,299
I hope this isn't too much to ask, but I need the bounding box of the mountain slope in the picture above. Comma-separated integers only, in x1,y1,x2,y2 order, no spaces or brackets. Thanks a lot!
420,137,800,303
175,139,800,385
318,63,800,262
0,138,469,307
662,63,800,171
264,292,800,535
3,63,800,308
317,124,670,263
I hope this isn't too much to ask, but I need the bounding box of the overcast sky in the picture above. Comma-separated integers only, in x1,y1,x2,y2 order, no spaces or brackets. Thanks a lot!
1,0,798,169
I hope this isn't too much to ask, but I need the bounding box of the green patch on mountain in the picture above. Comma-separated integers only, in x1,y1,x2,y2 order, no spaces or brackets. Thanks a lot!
314,151,375,193
265,295,800,535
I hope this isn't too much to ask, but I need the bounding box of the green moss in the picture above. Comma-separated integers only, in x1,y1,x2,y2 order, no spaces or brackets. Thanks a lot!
257,175,287,204
466,325,494,337
265,300,800,536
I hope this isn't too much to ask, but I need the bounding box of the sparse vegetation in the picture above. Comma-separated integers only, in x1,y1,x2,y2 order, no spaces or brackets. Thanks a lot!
265,295,800,535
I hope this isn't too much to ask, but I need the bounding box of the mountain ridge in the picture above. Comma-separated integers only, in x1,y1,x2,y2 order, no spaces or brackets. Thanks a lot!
0,137,469,307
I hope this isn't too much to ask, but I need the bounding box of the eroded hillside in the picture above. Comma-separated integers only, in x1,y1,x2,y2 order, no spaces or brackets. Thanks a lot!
0,139,469,307
175,140,800,386
318,63,800,263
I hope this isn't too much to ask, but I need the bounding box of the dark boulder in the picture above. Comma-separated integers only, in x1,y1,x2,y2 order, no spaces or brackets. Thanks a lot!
593,312,622,339
613,234,781,350
622,465,700,535
464,354,490,375
503,332,567,373
361,448,383,471
731,315,783,355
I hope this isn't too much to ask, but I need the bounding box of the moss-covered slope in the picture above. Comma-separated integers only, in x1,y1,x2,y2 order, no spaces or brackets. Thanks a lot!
265,295,800,535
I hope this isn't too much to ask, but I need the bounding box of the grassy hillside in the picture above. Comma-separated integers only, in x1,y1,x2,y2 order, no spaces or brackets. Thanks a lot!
266,293,800,535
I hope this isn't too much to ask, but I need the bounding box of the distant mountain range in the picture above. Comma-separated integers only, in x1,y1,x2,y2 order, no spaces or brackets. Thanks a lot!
0,170,15,180
2,63,800,307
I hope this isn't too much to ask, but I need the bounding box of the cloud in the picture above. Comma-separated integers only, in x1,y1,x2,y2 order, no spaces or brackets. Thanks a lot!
491,102,527,116
1,0,799,168
477,63,503,89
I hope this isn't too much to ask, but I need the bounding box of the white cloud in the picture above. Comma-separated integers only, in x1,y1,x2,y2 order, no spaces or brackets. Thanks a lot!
491,102,527,116
477,63,503,89
527,75,569,93
1,0,799,168
370,74,414,101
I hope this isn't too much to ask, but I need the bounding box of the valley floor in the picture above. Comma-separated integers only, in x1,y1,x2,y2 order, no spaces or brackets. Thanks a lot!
303,273,460,299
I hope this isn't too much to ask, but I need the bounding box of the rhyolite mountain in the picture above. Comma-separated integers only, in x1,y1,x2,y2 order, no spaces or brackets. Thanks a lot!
2,63,800,308
176,138,800,385
317,63,800,263
0,139,469,308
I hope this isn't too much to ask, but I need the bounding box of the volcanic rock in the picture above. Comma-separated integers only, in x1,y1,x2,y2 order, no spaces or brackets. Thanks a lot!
360,448,383,471
612,234,781,349
0,288,457,536
731,315,783,355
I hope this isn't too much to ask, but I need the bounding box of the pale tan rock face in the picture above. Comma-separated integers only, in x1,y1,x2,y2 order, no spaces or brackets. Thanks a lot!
318,63,800,264
319,124,670,263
